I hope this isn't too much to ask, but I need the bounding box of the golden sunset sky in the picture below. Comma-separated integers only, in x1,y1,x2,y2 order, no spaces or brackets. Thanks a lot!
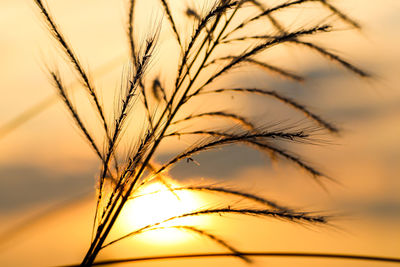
0,0,399,266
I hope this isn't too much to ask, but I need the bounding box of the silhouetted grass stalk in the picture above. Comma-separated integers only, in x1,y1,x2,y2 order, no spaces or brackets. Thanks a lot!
31,0,382,266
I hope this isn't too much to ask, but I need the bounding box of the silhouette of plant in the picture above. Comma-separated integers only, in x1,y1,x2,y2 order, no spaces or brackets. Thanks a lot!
32,0,377,266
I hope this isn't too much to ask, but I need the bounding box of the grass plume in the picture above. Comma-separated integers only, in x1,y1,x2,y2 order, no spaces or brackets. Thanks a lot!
30,0,376,266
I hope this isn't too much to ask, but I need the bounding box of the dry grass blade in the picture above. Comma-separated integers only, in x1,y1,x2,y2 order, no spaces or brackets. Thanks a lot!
165,129,314,143
92,48,154,233
159,0,182,46
174,208,328,224
225,0,317,39
103,225,251,262
49,71,103,160
172,111,255,130
248,0,287,32
219,43,368,81
110,37,156,155
33,0,109,135
245,1,367,78
103,207,328,248
157,128,321,176
99,133,155,224
128,0,137,63
291,40,370,77
206,56,304,81
162,130,325,178
184,6,215,47
29,0,372,265
170,185,293,212
248,140,325,178
0,54,125,141
243,58,305,82
318,0,361,29
127,1,154,130
60,253,400,266
128,184,294,212
175,0,240,87
139,161,181,200
202,25,331,88
197,88,338,133
169,226,251,263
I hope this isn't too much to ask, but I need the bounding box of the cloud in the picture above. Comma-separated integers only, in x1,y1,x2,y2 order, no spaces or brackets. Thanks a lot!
0,164,95,213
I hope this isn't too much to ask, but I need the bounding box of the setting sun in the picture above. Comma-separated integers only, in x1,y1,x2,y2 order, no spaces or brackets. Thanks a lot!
119,180,205,244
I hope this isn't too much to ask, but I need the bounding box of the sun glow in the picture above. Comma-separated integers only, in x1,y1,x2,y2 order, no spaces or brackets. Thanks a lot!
119,180,205,244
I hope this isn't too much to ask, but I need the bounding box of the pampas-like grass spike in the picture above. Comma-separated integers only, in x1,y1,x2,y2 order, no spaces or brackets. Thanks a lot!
31,0,370,265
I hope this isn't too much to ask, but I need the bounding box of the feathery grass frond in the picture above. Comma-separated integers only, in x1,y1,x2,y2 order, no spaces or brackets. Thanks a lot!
158,128,320,173
61,252,400,266
242,58,305,82
172,111,255,130
49,71,103,161
291,40,370,77
196,88,338,133
103,207,328,248
131,185,293,212
223,0,319,40
103,225,251,262
159,0,182,46
30,0,371,265
175,0,241,88
205,56,304,81
33,0,110,136
127,0,137,63
201,25,331,89
162,129,325,178
318,0,361,29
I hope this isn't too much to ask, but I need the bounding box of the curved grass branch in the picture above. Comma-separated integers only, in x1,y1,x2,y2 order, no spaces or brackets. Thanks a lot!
127,0,154,130
102,225,251,263
93,55,147,236
159,0,182,47
158,130,312,173
242,58,305,82
129,185,294,212
248,140,326,179
0,53,125,141
172,111,255,130
30,0,372,265
195,88,338,133
231,1,367,78
222,37,369,79
161,130,325,178
175,0,240,89
94,36,157,223
318,0,361,29
103,207,327,248
60,252,400,266
138,161,181,200
127,0,137,63
100,131,156,222
205,56,304,82
200,25,331,89
165,129,315,143
222,0,318,40
290,40,370,77
50,71,103,161
33,0,110,136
